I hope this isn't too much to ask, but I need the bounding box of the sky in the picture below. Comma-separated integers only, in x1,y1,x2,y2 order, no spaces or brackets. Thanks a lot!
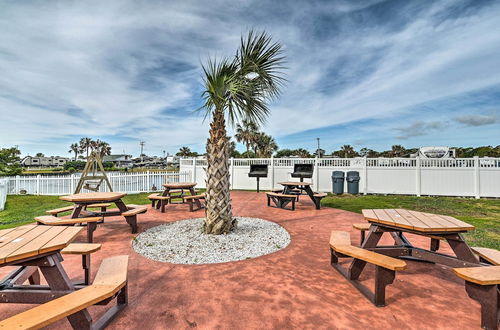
0,0,499,157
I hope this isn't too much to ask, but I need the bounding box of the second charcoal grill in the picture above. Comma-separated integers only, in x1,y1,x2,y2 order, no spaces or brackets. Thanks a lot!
248,164,268,193
291,163,314,182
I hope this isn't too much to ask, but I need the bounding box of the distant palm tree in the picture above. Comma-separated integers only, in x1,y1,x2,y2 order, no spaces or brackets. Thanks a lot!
200,31,285,234
391,145,406,157
294,148,311,158
68,143,79,160
91,140,112,158
79,137,93,158
176,146,193,157
255,133,278,157
235,119,259,152
340,145,356,158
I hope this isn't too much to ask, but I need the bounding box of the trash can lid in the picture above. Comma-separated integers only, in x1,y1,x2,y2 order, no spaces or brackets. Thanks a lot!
332,171,345,177
346,171,359,177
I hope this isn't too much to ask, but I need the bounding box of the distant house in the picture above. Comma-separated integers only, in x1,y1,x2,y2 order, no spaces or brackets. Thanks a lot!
103,154,133,168
21,156,70,167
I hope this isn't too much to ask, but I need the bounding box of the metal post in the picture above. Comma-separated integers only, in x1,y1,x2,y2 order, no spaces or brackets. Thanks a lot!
474,156,480,199
416,156,421,197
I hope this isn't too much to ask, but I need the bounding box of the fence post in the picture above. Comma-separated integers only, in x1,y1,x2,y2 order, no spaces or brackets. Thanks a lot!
192,158,197,184
70,174,75,193
230,157,234,189
416,156,421,197
36,175,41,196
146,170,151,192
15,175,20,195
363,157,368,195
474,156,480,199
314,156,319,191
270,155,274,190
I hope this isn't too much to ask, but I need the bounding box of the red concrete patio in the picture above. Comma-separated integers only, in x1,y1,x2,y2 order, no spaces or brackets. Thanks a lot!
0,191,480,329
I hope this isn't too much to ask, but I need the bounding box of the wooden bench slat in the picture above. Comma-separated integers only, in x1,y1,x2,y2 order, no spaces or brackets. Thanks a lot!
35,215,102,225
93,255,128,288
45,206,74,215
265,192,297,198
471,247,500,265
453,266,500,285
329,231,351,246
329,230,406,271
353,223,370,231
183,193,205,200
122,207,147,217
313,193,327,198
62,243,101,255
148,194,170,200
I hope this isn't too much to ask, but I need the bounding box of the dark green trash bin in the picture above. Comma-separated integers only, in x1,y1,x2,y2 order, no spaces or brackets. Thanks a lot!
332,171,345,194
346,171,360,194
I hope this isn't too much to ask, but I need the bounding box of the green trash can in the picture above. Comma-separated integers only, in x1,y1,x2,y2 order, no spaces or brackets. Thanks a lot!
332,171,345,194
346,171,360,195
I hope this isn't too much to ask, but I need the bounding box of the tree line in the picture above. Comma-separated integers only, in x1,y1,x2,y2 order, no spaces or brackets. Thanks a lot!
68,137,112,160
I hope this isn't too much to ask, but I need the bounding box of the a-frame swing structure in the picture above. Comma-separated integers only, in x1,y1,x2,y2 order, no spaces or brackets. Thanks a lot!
74,151,113,193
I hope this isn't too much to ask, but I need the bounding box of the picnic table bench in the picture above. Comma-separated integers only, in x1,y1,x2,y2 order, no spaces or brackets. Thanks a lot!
269,182,326,210
0,255,129,330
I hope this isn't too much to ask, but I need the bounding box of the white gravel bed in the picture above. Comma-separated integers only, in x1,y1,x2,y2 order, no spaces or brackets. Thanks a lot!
132,217,291,264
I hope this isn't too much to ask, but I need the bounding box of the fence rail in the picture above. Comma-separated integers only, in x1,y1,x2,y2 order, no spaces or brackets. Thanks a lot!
3,171,191,196
180,157,500,198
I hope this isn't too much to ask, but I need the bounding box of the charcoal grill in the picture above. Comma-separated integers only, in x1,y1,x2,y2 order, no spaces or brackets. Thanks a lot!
248,164,268,193
291,164,313,182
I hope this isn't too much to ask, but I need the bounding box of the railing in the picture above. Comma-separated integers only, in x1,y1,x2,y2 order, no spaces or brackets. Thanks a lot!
3,171,191,196
179,156,500,198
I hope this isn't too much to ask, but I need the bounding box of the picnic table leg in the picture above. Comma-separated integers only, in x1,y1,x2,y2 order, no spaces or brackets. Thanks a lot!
71,204,84,218
445,233,480,264
304,185,320,209
464,281,499,330
349,225,384,277
115,199,138,233
189,188,202,209
39,254,93,328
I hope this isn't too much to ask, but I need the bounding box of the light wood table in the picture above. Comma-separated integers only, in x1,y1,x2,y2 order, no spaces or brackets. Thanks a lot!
360,209,479,267
160,182,201,208
0,225,93,326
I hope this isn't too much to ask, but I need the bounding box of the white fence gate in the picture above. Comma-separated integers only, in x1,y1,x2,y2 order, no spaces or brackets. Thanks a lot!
4,171,191,196
180,157,500,198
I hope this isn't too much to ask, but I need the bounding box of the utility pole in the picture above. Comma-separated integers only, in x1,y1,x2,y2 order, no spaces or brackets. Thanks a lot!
316,138,321,158
140,141,145,163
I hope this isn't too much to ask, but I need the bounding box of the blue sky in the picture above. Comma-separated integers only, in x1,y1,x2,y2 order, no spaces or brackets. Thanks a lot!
0,0,499,157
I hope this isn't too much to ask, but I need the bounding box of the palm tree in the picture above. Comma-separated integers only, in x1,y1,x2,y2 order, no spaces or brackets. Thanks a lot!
91,140,112,158
255,133,278,157
176,146,194,157
68,143,79,160
391,145,406,157
235,119,259,152
340,145,356,158
200,31,285,234
79,137,93,159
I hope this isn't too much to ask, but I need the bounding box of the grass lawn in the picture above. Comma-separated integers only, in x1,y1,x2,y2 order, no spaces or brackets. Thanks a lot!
322,194,500,249
0,193,152,230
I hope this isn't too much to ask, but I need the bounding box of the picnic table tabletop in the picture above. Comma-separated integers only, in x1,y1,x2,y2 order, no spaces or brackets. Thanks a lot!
278,181,313,186
362,208,475,233
0,225,82,265
60,192,127,203
162,182,197,189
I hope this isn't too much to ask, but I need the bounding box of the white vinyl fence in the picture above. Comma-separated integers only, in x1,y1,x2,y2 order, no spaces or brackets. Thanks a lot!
4,171,191,196
0,179,7,210
180,157,500,198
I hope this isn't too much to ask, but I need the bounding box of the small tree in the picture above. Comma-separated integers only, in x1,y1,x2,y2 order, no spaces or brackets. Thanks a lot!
68,143,79,160
0,147,22,176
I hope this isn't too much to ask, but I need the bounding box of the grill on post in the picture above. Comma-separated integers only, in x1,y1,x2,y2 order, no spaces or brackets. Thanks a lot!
248,164,268,193
291,164,313,182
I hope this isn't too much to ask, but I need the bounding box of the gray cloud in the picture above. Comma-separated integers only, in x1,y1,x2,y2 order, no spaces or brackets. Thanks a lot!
454,114,497,126
395,121,446,140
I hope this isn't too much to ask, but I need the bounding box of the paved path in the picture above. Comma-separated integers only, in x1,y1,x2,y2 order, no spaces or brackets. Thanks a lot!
0,191,479,329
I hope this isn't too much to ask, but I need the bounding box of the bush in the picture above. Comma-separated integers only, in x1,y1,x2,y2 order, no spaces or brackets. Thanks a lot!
64,160,86,170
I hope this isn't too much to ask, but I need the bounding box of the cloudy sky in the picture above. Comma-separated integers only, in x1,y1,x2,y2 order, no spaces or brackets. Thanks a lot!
1,0,499,157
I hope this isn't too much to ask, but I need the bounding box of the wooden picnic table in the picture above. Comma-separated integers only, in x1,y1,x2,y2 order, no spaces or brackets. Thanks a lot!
0,225,91,324
160,182,201,209
278,181,321,209
360,209,479,267
60,192,129,219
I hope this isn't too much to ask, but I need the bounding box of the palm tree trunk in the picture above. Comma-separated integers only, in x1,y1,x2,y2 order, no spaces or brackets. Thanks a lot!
203,108,234,234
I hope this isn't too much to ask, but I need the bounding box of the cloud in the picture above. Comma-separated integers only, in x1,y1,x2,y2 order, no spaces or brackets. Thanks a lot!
395,121,446,140
0,0,500,155
454,114,497,126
